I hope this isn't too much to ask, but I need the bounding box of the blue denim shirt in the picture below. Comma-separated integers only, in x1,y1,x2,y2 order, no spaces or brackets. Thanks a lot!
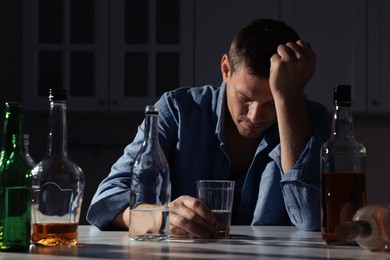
87,83,331,231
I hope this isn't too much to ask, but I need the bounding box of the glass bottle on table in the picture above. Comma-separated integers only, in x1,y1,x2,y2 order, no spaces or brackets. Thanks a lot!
320,85,367,244
129,105,171,241
31,89,85,246
0,102,32,251
336,204,390,251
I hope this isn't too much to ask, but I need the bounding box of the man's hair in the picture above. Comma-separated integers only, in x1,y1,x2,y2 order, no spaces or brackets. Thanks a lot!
228,19,300,78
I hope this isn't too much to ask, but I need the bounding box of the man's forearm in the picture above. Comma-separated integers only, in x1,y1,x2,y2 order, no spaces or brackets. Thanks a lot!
275,95,312,173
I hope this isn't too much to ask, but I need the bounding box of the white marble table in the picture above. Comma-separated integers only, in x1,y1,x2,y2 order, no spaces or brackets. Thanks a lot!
0,225,389,259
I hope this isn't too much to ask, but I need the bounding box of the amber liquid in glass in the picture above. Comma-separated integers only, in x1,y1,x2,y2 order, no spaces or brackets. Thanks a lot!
321,172,366,243
32,223,78,246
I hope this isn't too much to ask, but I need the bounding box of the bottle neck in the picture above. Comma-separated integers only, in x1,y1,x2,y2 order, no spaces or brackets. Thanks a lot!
1,109,24,160
24,135,31,155
336,220,372,241
143,113,159,145
333,105,354,137
47,100,68,156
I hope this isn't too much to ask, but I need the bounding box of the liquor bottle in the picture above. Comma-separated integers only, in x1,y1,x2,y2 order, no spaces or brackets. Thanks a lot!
320,85,367,244
0,102,32,250
24,134,36,169
129,105,171,241
335,204,390,251
31,89,85,246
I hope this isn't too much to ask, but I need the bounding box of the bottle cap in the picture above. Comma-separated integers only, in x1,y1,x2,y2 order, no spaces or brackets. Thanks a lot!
145,105,158,115
334,85,351,107
49,89,67,101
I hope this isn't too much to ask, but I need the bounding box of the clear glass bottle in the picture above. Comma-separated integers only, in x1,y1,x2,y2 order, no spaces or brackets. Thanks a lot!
0,102,32,251
335,204,390,251
129,105,171,241
24,134,36,170
31,89,85,246
320,85,367,244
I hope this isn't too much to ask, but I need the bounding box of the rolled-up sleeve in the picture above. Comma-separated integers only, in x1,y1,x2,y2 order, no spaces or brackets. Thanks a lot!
278,133,325,231
276,101,330,231
86,132,142,230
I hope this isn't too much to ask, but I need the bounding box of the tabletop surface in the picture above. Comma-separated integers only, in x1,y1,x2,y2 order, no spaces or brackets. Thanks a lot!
1,225,390,259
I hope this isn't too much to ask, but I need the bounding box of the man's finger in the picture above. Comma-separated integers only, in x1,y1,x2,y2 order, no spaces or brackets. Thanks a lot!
277,44,298,62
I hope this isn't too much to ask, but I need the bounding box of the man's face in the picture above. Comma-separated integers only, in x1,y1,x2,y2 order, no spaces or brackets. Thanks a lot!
224,62,277,139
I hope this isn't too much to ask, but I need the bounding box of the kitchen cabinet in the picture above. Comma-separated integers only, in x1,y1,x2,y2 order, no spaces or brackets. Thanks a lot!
23,0,194,111
279,0,367,111
281,0,390,112
23,0,390,112
367,0,390,112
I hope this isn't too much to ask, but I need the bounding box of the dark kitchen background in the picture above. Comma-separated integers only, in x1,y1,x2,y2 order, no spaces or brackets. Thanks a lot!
1,0,389,225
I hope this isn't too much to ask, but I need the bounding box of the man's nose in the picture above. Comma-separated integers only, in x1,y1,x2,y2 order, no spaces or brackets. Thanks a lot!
247,103,263,124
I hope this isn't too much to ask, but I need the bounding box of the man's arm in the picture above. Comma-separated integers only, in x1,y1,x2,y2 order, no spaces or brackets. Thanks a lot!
113,205,167,236
269,40,316,173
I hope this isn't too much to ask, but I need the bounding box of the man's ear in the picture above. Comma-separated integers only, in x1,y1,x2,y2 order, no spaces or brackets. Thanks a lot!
221,54,232,82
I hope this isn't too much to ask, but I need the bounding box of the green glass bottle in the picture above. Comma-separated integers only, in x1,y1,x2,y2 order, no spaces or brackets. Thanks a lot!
0,102,32,251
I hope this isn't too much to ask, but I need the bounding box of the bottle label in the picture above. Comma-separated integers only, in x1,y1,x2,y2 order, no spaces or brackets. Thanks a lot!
4,186,31,217
3,186,31,245
37,182,73,218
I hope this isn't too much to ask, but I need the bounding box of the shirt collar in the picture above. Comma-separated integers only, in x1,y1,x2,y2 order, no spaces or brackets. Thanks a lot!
215,82,227,141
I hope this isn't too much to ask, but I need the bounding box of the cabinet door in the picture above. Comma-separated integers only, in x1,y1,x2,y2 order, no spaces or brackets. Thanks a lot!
194,0,279,86
109,0,194,111
280,0,367,111
368,0,390,112
23,0,194,112
23,0,109,111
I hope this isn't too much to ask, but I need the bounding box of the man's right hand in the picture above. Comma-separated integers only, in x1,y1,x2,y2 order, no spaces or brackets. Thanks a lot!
169,195,218,238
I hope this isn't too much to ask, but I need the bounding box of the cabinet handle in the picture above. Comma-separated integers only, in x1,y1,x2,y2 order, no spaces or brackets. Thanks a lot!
111,99,118,106
98,99,105,106
371,100,381,106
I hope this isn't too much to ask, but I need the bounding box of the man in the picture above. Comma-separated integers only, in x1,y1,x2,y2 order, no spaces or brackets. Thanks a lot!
87,19,331,238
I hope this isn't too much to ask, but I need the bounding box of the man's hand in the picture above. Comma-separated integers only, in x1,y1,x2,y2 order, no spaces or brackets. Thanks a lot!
269,40,316,100
113,195,217,239
169,195,218,238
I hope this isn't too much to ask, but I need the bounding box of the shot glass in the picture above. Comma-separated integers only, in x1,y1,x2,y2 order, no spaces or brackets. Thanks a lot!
196,180,235,238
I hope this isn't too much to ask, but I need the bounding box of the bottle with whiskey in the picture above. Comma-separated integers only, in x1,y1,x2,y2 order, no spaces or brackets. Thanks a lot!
0,102,32,250
320,85,367,244
31,89,85,246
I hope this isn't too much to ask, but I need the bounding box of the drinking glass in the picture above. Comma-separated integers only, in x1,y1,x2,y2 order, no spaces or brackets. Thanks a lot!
196,180,235,238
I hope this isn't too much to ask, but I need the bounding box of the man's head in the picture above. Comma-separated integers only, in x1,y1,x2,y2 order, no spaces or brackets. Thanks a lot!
222,19,300,139
228,19,300,77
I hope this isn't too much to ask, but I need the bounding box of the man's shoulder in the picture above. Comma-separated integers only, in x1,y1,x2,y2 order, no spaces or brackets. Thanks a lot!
168,85,221,100
161,85,223,110
157,84,223,118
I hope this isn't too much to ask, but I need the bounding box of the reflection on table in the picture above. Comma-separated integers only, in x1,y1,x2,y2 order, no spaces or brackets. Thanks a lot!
0,225,389,259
